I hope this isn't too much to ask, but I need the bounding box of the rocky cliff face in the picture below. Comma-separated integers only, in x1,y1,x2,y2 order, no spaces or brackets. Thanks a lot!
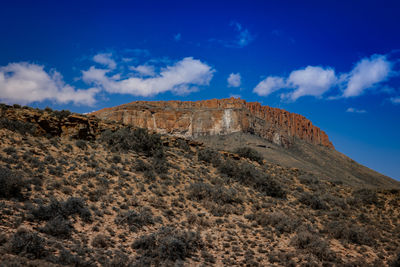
92,98,334,149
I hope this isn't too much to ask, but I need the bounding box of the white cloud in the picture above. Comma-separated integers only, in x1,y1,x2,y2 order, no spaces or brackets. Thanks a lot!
227,73,241,87
82,57,214,97
253,67,336,100
174,33,181,41
253,76,285,96
285,66,337,100
390,97,400,104
93,53,116,69
346,107,367,113
253,53,397,101
129,65,156,77
342,54,392,97
0,62,98,105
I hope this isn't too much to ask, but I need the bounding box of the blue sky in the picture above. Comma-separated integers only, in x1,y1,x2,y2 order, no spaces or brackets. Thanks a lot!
1,0,400,180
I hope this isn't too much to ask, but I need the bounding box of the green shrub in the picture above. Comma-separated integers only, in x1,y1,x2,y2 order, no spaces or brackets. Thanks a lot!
324,221,377,246
152,149,169,174
31,197,92,223
75,139,87,150
100,127,163,156
291,230,336,261
0,166,26,200
135,159,151,172
10,228,46,259
132,227,204,265
245,212,298,233
115,207,155,232
218,159,286,198
188,182,242,205
40,216,73,238
198,148,221,165
188,182,243,216
0,118,36,135
53,109,71,120
299,192,328,210
353,188,380,206
234,147,263,164
91,234,110,248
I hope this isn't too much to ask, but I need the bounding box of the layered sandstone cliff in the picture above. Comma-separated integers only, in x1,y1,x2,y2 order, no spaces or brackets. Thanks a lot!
92,98,334,149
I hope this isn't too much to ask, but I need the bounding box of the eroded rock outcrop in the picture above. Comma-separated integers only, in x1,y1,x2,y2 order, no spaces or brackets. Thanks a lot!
0,105,116,140
92,98,334,149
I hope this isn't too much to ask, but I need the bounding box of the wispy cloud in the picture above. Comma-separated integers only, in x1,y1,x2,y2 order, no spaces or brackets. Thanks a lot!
253,54,396,101
82,57,215,97
0,62,98,105
230,22,254,48
227,73,241,87
209,22,255,48
346,107,367,113
391,96,400,104
342,54,392,97
93,53,116,69
129,65,156,77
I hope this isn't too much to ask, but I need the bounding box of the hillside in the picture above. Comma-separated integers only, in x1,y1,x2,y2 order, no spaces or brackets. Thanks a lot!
92,98,398,189
0,104,400,266
197,133,399,189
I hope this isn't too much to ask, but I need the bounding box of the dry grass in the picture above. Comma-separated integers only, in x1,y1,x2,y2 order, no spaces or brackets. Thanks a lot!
0,104,399,266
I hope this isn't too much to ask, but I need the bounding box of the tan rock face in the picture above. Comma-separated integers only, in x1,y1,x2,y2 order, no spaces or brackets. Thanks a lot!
92,98,334,149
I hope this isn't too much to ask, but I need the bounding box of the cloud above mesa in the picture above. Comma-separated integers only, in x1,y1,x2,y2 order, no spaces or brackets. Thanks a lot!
83,56,214,97
227,73,241,87
0,53,215,105
0,62,98,105
253,54,395,101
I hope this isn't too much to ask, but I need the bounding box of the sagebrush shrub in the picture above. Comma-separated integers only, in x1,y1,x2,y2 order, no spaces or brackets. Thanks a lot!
234,147,264,164
132,227,204,264
218,159,286,198
10,228,46,259
115,207,155,232
0,118,36,135
0,166,26,200
40,216,73,238
198,148,221,165
31,197,92,223
100,127,163,156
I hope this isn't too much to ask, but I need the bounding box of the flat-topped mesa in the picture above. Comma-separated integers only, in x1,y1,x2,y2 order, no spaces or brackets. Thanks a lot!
91,98,334,149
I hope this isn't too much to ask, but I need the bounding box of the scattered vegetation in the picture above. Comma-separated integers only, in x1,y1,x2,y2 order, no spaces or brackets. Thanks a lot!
114,207,155,232
218,159,286,198
132,227,204,265
234,147,264,164
100,127,163,156
0,104,398,266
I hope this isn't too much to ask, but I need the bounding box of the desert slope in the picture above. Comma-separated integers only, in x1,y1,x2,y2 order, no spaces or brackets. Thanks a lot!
0,104,399,266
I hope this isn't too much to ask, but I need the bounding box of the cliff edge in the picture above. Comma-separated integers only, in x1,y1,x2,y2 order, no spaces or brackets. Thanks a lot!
92,98,334,149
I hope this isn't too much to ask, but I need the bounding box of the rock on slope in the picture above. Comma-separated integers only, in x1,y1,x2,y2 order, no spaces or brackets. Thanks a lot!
92,98,334,149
